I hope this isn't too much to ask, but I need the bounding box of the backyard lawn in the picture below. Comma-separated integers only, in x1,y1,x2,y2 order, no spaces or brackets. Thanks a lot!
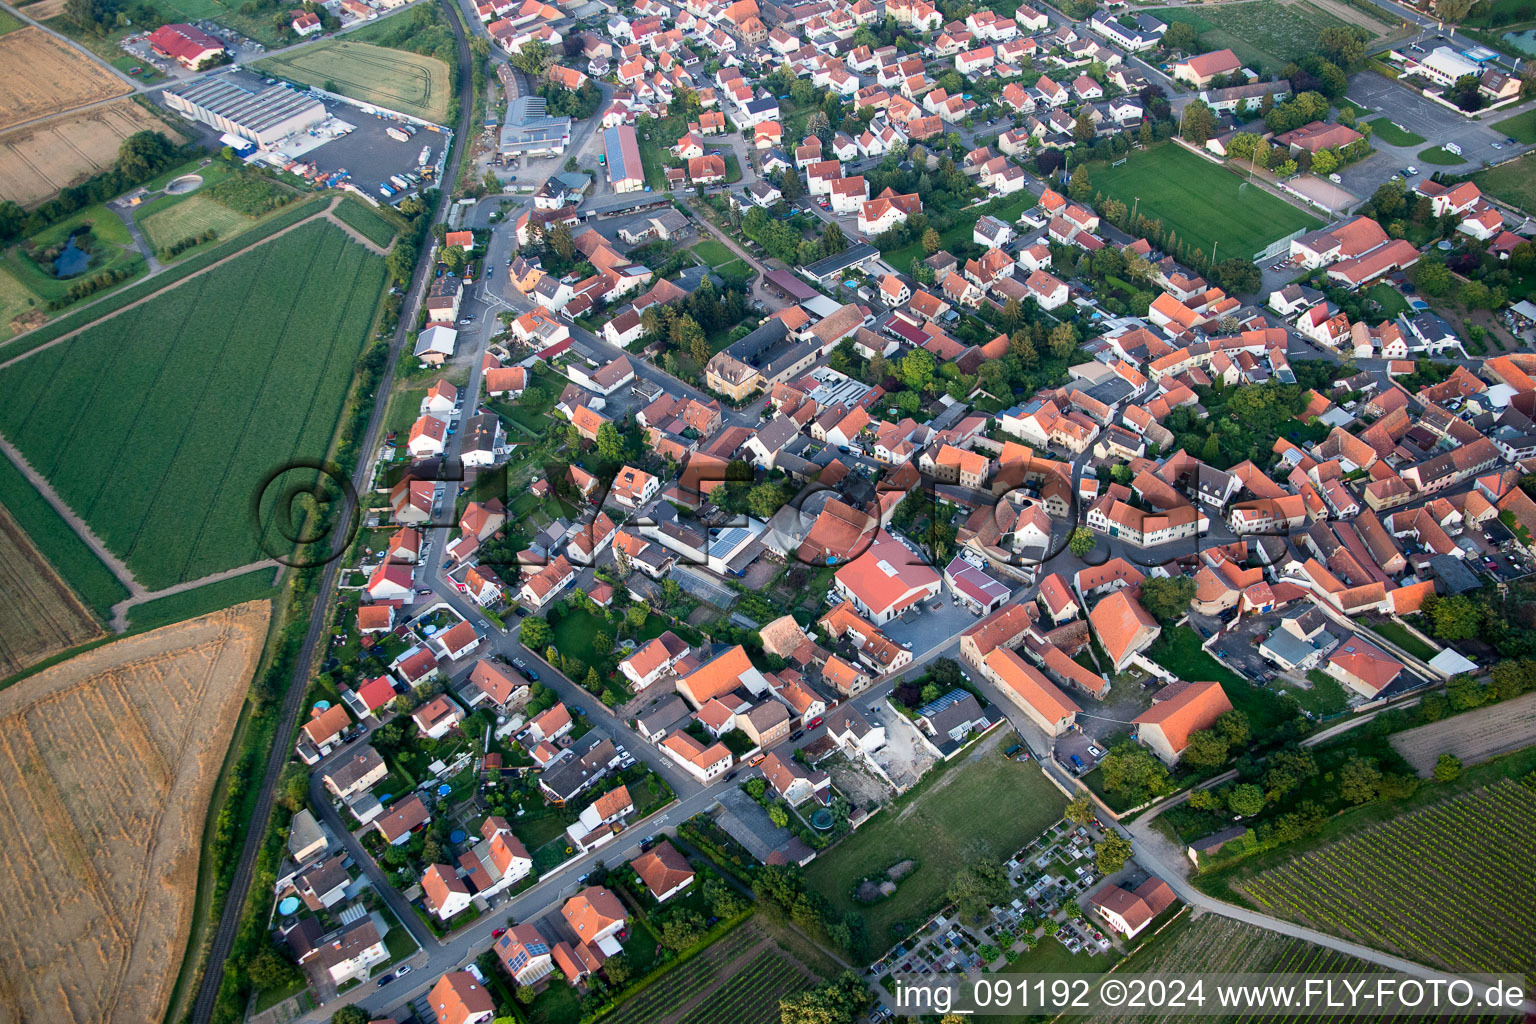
1366,618,1438,660
1090,145,1322,261
691,239,737,267
1364,282,1409,320
804,738,1067,944
1144,630,1293,732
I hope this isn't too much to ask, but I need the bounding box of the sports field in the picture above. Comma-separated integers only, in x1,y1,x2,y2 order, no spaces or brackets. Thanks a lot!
804,732,1067,942
256,40,450,124
1473,153,1536,213
0,217,386,589
1091,145,1322,261
1161,0,1371,75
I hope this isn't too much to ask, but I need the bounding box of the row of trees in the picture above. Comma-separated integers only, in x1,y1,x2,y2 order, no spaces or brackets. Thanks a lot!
0,131,182,246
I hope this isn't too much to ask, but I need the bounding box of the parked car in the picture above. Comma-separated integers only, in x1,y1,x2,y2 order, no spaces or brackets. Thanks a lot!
808,716,823,729
395,965,412,977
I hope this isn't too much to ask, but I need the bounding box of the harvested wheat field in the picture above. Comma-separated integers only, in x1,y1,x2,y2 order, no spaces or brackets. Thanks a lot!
0,502,103,677
0,28,131,132
0,98,177,207
0,601,270,1024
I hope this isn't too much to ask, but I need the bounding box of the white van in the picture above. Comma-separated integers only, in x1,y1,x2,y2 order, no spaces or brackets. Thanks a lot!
1444,142,1462,156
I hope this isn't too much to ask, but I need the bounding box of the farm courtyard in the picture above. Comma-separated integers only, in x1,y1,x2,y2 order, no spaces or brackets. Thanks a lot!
1089,145,1323,261
804,732,1068,944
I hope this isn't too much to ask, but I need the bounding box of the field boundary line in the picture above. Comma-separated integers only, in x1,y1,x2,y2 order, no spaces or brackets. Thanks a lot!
323,210,391,255
0,198,337,374
0,433,143,599
111,560,279,628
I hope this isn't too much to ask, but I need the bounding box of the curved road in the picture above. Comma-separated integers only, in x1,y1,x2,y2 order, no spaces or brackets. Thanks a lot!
185,3,476,1022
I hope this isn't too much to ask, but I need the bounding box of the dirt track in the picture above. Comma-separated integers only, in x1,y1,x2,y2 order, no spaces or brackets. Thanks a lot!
0,601,270,1024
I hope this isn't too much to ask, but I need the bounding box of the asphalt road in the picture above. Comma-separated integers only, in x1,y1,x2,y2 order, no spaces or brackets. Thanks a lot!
184,3,477,1021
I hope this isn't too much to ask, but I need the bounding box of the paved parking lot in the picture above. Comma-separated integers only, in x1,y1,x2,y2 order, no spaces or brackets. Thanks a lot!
1338,72,1533,197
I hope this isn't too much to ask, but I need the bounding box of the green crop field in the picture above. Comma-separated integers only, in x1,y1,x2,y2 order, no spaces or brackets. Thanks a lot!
334,199,399,247
1240,780,1536,989
257,40,451,124
1161,0,1360,75
1474,153,1536,213
675,948,809,1024
0,457,128,622
1091,145,1322,261
0,218,386,589
805,738,1067,943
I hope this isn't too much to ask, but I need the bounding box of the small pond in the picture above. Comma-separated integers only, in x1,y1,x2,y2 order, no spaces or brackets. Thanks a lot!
53,235,90,277
1503,29,1536,56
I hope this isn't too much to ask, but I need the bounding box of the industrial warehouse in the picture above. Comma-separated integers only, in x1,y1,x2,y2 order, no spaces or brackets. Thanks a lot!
163,75,327,147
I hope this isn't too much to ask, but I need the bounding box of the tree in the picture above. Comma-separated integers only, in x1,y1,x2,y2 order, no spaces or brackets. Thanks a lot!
748,482,789,519
548,222,576,263
657,911,707,950
1339,755,1382,804
779,972,872,1024
1264,747,1317,801
1074,111,1097,145
331,1008,371,1024
1095,832,1134,874
1066,794,1095,824
1062,898,1083,919
1098,742,1172,799
519,617,553,651
1215,709,1249,746
247,947,300,991
821,222,848,256
277,763,309,812
1068,165,1092,200
1181,100,1216,145
1227,783,1265,817
1162,20,1198,51
1049,323,1077,359
386,239,418,284
1182,728,1230,767
595,422,626,463
769,803,789,827
946,859,1010,921
1434,752,1463,782
1137,575,1195,624
922,227,943,254
1423,594,1484,641
899,346,937,393
510,39,554,76
1068,527,1096,558
118,131,176,179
